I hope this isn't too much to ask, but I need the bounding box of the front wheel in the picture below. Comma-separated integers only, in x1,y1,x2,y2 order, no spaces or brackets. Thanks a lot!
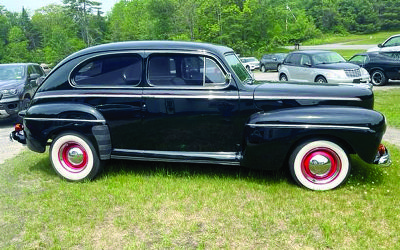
279,73,288,81
260,65,266,72
50,132,103,181
371,70,387,86
289,140,350,191
315,76,327,84
246,65,250,71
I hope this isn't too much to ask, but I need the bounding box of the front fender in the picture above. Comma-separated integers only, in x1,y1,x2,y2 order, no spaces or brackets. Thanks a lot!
242,106,386,170
23,103,111,159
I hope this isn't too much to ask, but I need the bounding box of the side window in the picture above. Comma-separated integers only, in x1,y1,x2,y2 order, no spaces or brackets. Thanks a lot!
72,54,142,87
384,36,400,47
286,54,301,66
148,54,225,87
349,55,366,63
300,55,311,66
33,65,44,76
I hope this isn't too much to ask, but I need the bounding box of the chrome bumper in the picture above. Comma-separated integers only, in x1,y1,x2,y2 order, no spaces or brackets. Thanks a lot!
373,147,392,167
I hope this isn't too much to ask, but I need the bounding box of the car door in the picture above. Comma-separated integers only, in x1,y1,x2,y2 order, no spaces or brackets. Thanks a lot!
298,54,314,82
286,53,303,81
141,52,240,152
70,52,144,150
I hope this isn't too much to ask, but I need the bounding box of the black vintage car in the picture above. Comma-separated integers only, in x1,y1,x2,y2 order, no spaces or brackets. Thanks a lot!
348,52,400,86
11,41,391,191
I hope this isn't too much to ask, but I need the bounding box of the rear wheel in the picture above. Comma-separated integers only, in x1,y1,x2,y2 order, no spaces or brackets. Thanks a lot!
289,140,350,191
50,132,102,181
371,70,387,86
279,73,288,81
246,65,250,71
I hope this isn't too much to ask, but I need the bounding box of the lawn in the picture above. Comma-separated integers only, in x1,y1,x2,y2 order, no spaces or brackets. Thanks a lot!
1,92,400,249
302,30,400,46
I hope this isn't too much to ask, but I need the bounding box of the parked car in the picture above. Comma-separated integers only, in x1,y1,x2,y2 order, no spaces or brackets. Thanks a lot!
240,57,259,71
259,53,288,72
0,63,45,119
348,52,400,86
10,41,391,191
367,34,400,52
40,63,51,75
278,50,371,84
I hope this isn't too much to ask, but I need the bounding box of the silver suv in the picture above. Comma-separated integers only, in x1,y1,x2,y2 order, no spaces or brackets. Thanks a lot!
278,50,370,85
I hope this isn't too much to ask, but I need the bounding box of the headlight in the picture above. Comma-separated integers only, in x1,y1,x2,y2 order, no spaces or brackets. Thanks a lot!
360,67,370,77
0,88,18,96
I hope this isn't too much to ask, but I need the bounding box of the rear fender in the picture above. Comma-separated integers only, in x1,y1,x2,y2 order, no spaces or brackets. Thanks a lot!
23,103,111,159
242,106,386,170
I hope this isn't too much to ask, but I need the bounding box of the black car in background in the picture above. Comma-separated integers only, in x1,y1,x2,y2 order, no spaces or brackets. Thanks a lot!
348,52,400,86
259,53,287,72
10,41,391,191
0,63,45,119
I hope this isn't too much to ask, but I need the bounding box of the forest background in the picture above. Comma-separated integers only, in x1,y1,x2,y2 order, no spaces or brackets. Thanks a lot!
1,0,399,66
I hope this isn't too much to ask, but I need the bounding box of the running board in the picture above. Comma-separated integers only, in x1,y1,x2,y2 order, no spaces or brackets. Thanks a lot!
111,149,242,166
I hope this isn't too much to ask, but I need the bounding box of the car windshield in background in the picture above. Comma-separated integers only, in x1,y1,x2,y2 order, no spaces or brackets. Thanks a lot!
0,65,25,81
312,52,346,65
225,54,251,82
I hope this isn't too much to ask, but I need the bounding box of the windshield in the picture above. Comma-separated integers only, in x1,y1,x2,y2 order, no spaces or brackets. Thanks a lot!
312,52,346,64
0,65,25,81
226,54,252,82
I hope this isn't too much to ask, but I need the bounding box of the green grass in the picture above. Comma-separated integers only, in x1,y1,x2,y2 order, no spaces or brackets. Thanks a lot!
374,88,400,129
1,90,400,249
302,30,400,46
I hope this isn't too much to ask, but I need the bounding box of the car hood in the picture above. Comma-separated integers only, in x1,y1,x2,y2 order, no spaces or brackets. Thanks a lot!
314,62,359,70
253,81,374,110
0,79,24,89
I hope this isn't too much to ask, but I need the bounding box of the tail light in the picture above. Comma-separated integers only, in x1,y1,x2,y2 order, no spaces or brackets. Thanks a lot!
14,123,24,132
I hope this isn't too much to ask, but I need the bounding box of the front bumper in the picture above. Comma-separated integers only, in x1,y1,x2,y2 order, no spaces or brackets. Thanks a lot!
0,96,20,117
373,146,392,167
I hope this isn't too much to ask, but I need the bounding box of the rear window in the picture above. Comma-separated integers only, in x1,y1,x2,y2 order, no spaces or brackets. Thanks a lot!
72,54,142,87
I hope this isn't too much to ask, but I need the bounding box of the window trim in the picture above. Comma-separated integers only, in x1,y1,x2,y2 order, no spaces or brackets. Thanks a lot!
145,51,230,90
68,51,144,89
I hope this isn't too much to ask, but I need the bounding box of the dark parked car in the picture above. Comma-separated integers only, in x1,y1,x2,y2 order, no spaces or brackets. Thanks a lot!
11,41,391,191
348,52,400,86
259,53,287,72
0,63,45,119
279,50,371,84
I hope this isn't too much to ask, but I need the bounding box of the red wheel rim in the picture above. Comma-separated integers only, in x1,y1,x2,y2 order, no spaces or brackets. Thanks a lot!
58,141,88,173
301,147,341,184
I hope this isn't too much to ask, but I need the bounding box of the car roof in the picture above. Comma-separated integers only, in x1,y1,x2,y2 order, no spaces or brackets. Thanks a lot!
290,50,336,55
59,41,234,64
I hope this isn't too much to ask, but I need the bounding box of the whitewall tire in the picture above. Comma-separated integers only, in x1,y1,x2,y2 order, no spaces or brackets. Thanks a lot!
50,132,102,181
289,140,350,191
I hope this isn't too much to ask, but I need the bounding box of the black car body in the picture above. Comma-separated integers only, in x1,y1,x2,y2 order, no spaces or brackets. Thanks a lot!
259,53,287,72
0,63,45,119
348,52,400,86
11,41,391,190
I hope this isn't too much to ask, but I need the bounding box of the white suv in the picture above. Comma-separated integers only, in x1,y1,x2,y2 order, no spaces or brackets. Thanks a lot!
368,34,400,52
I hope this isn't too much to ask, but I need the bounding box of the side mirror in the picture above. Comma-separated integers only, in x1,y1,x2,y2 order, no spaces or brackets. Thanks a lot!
304,63,312,67
225,73,232,84
378,43,383,48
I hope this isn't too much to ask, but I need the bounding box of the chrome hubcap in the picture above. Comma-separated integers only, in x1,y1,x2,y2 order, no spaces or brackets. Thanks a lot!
67,147,84,165
308,154,331,176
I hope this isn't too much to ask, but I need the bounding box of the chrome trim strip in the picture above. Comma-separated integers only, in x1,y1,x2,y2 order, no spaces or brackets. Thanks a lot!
34,94,142,99
34,93,238,100
247,123,371,131
24,117,106,123
254,95,361,101
113,149,239,160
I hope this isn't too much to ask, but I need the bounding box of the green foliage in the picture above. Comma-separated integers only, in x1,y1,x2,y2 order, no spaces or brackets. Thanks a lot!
1,0,400,63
